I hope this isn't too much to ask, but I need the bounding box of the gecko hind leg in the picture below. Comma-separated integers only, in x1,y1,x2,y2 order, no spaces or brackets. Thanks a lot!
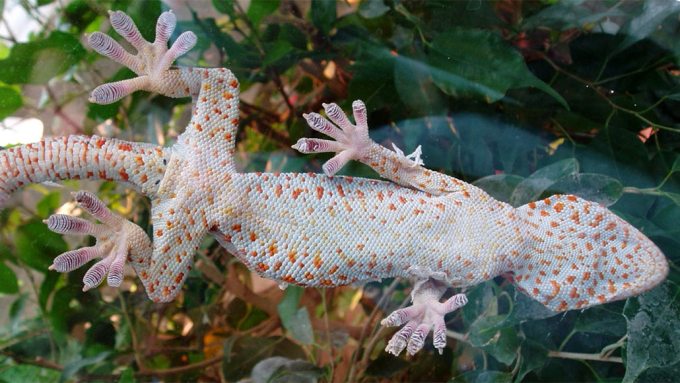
45,191,151,291
381,279,467,356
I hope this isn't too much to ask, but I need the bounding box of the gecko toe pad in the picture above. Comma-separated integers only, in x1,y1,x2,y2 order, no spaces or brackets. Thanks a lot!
382,287,467,356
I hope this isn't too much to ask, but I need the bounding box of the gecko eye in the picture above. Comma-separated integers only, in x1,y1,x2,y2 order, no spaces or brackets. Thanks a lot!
163,159,167,165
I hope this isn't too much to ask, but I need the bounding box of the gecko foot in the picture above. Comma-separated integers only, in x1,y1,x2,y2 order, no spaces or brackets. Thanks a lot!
293,100,372,176
88,10,196,104
45,191,150,292
381,279,467,356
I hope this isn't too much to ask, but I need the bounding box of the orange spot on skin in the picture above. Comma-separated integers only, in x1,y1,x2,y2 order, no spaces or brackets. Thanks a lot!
569,287,579,299
550,280,561,297
336,185,345,197
288,251,297,263
554,202,564,213
557,301,568,311
608,280,617,294
118,168,129,181
305,272,314,280
329,265,339,274
175,272,184,284
274,184,283,198
540,210,549,217
268,243,278,257
388,203,396,211
118,143,133,151
250,232,257,241
316,186,324,200
232,224,242,232
528,202,537,209
567,195,577,202
586,242,593,251
566,275,576,284
377,192,384,202
257,263,269,272
313,254,323,269
543,198,552,205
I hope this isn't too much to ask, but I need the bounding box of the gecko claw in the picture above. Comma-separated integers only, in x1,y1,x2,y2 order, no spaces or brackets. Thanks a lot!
382,280,467,356
46,191,151,293
296,100,372,175
88,10,195,104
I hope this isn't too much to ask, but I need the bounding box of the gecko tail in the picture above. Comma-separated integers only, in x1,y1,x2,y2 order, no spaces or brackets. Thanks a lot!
0,136,169,208
512,194,668,312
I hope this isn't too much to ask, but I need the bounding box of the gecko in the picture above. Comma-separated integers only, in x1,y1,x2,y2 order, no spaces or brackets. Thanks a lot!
0,10,669,357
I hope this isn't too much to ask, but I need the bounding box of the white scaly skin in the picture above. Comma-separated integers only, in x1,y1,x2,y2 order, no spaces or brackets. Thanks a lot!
0,10,668,357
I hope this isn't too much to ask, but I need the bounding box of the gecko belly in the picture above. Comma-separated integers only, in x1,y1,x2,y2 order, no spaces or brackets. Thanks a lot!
219,172,516,287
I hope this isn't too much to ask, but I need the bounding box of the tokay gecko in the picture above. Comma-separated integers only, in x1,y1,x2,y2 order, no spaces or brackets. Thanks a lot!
0,11,669,356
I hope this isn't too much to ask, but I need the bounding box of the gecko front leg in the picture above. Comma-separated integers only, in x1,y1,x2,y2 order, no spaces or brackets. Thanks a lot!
382,279,467,356
293,100,477,197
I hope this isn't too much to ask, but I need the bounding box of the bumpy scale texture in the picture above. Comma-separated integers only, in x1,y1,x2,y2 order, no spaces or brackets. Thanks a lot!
0,11,669,356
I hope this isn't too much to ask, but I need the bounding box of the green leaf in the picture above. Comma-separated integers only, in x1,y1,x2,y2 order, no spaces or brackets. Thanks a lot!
393,50,446,114
247,0,279,26
574,306,626,336
670,156,680,173
117,368,136,383
251,357,323,383
348,56,400,109
0,31,86,84
468,315,519,365
548,173,623,207
262,40,295,67
222,335,306,381
515,340,549,382
509,158,579,207
359,0,390,19
428,29,568,109
663,192,680,207
0,86,22,119
522,1,625,30
616,0,680,54
623,283,680,383
0,365,60,383
310,0,336,35
0,261,18,294
452,370,513,383
59,351,110,383
473,174,524,203
36,191,61,219
212,0,236,17
15,220,68,272
277,286,313,345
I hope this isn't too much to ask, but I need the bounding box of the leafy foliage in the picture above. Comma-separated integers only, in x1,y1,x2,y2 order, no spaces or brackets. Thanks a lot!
0,0,678,381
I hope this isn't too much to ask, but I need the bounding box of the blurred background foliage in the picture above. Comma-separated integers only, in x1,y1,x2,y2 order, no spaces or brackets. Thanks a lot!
0,0,679,381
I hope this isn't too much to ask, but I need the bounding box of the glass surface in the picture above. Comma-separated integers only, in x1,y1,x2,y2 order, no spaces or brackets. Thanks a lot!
0,0,678,381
